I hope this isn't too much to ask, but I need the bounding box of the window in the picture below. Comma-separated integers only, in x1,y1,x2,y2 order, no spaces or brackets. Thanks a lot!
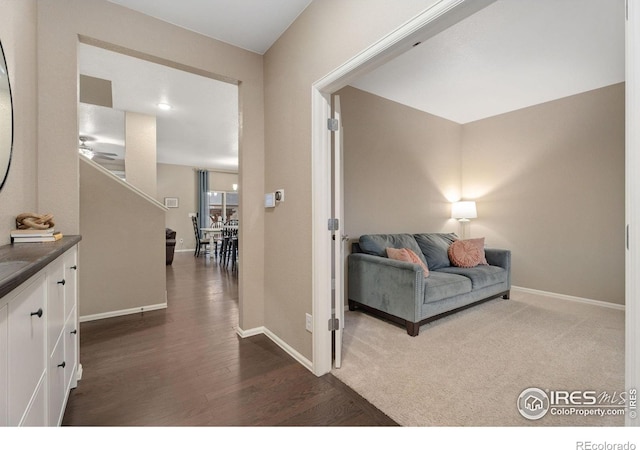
209,191,239,223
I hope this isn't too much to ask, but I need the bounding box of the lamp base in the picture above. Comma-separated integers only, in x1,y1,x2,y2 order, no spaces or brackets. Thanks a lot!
457,220,470,240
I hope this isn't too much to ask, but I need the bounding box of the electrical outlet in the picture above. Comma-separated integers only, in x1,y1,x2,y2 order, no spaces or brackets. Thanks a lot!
305,313,313,332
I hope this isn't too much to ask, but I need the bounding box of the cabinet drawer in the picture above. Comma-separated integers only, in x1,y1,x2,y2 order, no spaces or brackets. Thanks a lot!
48,338,66,426
7,275,46,426
64,309,78,392
63,249,77,322
47,258,65,356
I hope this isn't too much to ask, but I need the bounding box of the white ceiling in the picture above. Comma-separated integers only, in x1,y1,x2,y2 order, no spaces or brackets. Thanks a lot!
80,0,626,173
352,0,625,124
106,0,313,54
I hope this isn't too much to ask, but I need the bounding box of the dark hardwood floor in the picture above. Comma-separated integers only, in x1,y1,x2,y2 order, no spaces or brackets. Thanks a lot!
62,251,396,426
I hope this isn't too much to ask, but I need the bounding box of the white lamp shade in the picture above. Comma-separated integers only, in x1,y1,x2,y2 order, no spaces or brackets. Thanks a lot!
451,201,477,220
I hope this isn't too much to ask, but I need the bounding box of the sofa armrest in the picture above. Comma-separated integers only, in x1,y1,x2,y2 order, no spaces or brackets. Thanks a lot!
348,253,424,323
485,248,511,287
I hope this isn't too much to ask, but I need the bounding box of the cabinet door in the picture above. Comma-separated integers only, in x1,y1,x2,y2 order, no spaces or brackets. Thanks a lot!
64,308,78,391
0,303,7,426
47,257,65,357
7,275,46,426
21,374,46,427
63,249,77,322
48,339,66,426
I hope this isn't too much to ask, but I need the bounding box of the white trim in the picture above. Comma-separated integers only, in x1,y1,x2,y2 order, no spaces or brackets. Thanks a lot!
263,327,313,373
626,0,640,427
512,286,625,311
175,248,196,253
311,88,333,377
79,302,167,322
235,325,264,338
311,0,497,377
312,0,495,93
76,364,83,382
236,326,314,373
79,155,168,211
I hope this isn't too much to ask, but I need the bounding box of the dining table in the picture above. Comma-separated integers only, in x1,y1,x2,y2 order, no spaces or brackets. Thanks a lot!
200,224,238,257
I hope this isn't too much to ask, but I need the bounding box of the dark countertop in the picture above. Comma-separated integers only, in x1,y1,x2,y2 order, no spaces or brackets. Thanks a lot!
0,235,82,301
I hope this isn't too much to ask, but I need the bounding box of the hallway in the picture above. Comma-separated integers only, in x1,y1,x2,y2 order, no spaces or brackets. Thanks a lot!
62,252,395,426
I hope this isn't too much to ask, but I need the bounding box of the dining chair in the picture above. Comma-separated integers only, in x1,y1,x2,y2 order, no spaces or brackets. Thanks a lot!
191,215,209,257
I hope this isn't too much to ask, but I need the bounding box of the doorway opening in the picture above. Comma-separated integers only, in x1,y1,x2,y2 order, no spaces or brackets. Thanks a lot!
77,38,242,320
312,2,637,426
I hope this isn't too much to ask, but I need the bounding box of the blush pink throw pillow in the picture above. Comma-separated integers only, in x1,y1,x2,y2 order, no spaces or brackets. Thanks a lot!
386,247,430,277
448,238,488,267
448,239,483,268
465,237,488,265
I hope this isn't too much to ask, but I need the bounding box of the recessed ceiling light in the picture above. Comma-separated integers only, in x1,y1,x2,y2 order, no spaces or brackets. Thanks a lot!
157,102,172,111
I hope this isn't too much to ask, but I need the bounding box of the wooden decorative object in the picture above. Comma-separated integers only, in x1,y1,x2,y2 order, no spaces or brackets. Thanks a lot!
15,212,55,230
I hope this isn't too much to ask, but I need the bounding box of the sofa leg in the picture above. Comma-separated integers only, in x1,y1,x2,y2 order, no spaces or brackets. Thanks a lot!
503,291,510,300
348,299,357,311
406,321,419,337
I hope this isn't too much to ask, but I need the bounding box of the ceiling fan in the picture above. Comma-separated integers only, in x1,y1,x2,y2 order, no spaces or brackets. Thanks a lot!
78,136,118,161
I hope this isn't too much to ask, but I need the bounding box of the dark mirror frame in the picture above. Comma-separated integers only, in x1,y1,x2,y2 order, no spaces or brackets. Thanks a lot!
0,39,14,191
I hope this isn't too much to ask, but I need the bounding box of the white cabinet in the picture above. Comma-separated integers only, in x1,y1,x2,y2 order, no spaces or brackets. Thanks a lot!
46,248,79,426
0,243,79,427
63,251,78,392
64,310,78,393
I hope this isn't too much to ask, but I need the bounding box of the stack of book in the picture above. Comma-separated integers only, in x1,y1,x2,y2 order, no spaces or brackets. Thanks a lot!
11,228,63,243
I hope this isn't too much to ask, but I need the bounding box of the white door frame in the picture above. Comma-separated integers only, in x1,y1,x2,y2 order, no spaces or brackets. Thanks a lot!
311,0,640,419
310,0,497,376
626,0,639,428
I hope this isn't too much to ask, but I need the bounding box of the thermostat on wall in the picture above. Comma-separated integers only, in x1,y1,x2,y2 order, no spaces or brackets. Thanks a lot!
265,193,276,208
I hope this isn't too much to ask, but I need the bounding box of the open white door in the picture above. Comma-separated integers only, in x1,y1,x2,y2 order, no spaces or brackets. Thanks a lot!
331,95,345,369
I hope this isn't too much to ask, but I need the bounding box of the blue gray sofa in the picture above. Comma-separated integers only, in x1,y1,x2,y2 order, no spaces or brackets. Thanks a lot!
348,233,511,336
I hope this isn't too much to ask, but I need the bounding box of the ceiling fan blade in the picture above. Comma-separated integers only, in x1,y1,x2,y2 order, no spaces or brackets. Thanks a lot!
94,155,115,161
95,152,118,156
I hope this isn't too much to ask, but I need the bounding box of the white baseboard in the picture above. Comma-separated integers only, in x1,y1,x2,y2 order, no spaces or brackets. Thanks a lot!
512,286,625,311
236,325,314,373
79,303,168,322
175,248,195,253
236,325,264,338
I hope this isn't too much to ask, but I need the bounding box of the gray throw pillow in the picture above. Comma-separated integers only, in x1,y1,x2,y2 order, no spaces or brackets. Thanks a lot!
414,233,458,270
359,234,428,266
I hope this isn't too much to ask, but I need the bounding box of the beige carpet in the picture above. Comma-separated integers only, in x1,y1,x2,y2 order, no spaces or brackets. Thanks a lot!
332,290,625,426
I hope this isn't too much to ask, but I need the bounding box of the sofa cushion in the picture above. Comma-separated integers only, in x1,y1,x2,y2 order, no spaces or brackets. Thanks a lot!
359,234,428,266
436,265,507,290
386,247,429,277
422,272,472,304
414,233,457,270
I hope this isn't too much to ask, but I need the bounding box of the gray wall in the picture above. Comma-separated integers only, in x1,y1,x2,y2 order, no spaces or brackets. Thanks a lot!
340,83,625,305
339,86,462,239
80,159,166,317
0,0,37,244
263,0,441,360
462,83,625,304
